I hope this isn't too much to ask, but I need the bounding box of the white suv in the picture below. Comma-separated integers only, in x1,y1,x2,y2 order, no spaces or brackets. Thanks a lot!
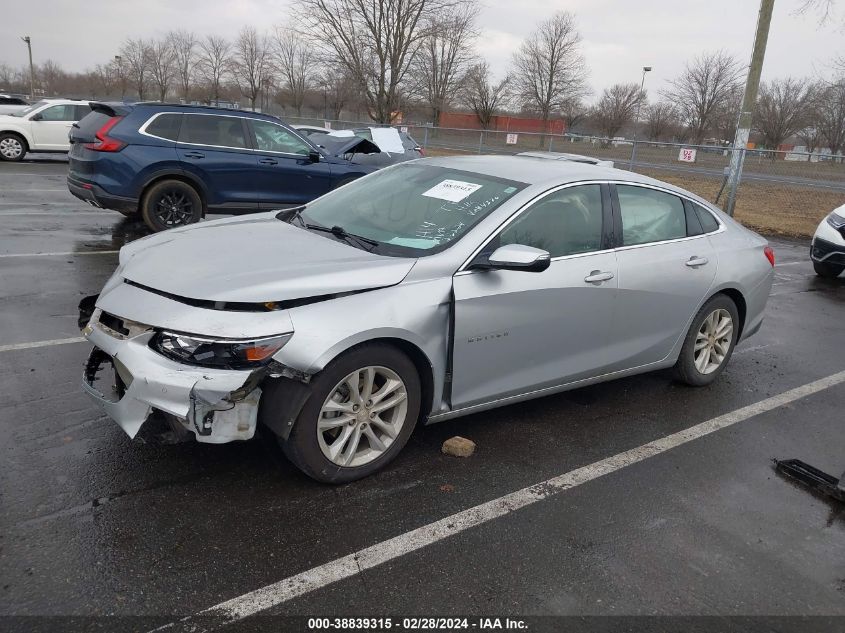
0,99,92,161
811,204,845,279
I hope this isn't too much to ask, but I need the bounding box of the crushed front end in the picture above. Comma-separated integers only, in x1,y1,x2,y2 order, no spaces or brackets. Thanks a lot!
82,307,272,443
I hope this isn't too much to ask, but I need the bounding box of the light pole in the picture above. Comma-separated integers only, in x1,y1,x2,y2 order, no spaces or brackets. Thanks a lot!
629,66,652,170
21,36,34,99
113,55,125,99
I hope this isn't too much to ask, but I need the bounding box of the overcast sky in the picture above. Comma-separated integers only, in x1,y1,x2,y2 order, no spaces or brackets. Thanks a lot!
1,0,843,101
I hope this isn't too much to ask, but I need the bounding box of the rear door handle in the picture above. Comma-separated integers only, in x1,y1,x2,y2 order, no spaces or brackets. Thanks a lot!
258,158,278,165
584,270,614,284
686,256,709,268
183,151,205,159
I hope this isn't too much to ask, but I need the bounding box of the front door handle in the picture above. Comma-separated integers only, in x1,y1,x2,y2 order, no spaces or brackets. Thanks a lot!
258,157,278,165
584,270,614,284
686,256,709,268
183,151,205,159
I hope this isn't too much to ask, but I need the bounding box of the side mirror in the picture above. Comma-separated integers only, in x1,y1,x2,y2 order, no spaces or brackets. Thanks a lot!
483,244,551,272
30,112,42,121
308,150,321,163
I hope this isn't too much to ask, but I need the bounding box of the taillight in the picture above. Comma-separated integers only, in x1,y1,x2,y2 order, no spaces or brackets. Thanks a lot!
764,246,775,267
83,116,125,152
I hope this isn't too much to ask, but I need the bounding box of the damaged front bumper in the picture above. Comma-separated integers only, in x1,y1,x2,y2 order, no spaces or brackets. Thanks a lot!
82,309,262,443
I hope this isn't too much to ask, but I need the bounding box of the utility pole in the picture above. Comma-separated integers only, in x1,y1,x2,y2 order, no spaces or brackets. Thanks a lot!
21,36,34,99
628,66,652,170
725,0,775,216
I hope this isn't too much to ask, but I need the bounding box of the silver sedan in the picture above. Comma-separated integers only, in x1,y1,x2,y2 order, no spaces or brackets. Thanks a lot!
82,155,775,482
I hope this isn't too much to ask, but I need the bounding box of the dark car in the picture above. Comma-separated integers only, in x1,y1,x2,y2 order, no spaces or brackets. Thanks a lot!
67,103,384,232
296,125,424,167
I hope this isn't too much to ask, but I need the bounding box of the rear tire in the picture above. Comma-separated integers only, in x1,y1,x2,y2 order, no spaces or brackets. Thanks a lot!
813,260,843,279
141,179,202,232
266,343,421,484
0,133,27,162
673,294,739,387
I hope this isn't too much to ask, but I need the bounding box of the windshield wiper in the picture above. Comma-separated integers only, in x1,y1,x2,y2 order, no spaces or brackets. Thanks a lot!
303,223,379,251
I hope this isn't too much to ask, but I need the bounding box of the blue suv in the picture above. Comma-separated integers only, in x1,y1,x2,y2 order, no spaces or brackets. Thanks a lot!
68,103,382,232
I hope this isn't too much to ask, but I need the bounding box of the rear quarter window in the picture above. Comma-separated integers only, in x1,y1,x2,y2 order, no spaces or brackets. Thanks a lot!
694,203,721,233
145,113,182,141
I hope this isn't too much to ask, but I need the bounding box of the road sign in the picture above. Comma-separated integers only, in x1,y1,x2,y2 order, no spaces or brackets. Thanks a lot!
506,133,518,145
678,147,697,163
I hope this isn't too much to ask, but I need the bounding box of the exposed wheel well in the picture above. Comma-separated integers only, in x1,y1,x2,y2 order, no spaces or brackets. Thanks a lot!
714,288,746,339
140,174,207,216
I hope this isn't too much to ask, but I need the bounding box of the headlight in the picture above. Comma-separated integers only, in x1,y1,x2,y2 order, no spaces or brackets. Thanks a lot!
827,211,845,230
150,331,292,369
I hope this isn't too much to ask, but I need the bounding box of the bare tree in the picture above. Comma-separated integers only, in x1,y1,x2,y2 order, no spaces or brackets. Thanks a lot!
197,35,231,105
710,84,743,143
559,98,588,133
414,2,479,125
460,62,509,129
147,37,177,101
120,38,150,100
753,78,812,150
592,83,644,140
511,12,589,134
796,0,842,24
38,60,65,95
645,102,678,141
294,0,453,123
663,50,743,144
92,63,117,97
231,27,271,111
317,63,358,119
169,30,196,102
817,79,845,159
272,26,314,116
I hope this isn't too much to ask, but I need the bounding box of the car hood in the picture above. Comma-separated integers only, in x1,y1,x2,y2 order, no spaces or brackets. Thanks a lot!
119,214,416,304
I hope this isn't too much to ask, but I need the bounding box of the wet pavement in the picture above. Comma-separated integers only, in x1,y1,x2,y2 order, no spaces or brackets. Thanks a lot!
1,159,844,631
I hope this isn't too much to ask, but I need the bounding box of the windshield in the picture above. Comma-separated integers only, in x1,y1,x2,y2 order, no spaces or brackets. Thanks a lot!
299,163,527,257
10,100,48,117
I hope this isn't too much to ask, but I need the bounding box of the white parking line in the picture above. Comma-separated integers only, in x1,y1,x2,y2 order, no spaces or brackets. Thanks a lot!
0,337,85,353
155,369,845,631
0,250,119,258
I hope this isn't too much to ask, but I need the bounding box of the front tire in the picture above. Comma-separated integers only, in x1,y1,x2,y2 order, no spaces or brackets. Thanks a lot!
141,179,202,232
813,260,843,279
673,294,739,387
0,133,27,162
268,343,421,484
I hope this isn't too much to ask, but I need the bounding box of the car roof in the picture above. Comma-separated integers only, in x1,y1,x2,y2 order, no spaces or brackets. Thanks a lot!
130,102,282,119
420,154,710,204
516,151,605,164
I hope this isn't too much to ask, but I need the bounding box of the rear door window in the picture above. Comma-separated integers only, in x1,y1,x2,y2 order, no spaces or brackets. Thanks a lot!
616,185,687,246
145,113,182,141
179,114,248,149
37,104,76,121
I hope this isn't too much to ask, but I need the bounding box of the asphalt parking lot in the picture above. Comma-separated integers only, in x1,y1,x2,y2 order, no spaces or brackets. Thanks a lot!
1,158,844,632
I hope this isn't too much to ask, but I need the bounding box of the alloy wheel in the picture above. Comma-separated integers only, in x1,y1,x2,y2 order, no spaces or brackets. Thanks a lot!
155,189,195,227
0,137,23,159
317,366,408,468
694,308,733,375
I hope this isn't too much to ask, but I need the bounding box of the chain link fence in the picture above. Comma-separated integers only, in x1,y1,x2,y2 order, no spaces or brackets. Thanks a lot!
285,116,845,238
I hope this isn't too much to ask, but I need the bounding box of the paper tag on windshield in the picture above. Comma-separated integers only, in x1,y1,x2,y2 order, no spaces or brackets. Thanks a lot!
422,180,482,203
